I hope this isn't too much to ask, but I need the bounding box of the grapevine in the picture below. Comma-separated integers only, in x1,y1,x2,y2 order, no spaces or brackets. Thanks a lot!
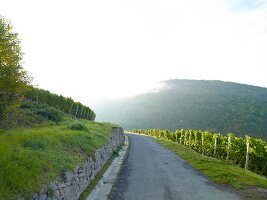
131,129,267,176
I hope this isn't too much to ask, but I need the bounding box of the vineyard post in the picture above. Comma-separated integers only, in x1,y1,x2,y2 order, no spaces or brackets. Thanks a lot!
84,109,86,118
83,109,87,118
80,106,84,118
81,107,84,117
164,131,168,140
83,109,86,118
175,132,178,142
184,132,187,146
189,131,191,148
75,104,79,117
69,103,73,114
201,132,204,155
227,135,231,160
180,133,182,144
213,137,217,157
245,138,250,170
195,132,197,149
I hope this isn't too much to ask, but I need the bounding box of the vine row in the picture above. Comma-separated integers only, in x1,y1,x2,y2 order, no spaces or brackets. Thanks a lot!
131,129,267,176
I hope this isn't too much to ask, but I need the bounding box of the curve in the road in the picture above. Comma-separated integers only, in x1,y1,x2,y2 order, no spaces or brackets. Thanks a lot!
110,134,241,200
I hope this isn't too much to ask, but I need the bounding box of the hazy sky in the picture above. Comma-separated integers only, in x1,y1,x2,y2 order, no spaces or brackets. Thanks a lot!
1,0,267,106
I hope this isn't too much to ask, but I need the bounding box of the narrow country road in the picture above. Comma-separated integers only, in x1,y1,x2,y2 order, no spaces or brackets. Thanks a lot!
109,134,241,200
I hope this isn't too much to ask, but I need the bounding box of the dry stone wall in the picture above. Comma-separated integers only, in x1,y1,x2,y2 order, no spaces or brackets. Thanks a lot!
29,127,124,200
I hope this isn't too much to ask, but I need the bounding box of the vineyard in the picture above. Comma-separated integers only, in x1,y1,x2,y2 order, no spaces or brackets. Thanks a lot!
131,129,267,176
24,86,96,120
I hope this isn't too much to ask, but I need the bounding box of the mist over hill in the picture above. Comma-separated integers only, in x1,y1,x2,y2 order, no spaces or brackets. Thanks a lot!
94,80,267,139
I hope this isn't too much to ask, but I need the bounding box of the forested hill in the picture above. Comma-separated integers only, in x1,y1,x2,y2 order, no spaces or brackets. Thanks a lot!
95,80,267,139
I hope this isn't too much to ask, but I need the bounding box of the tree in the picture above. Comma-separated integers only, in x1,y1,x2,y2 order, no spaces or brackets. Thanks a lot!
0,16,30,124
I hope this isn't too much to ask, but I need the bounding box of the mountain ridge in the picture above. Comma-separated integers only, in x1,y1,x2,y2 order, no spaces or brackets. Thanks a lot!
95,79,267,139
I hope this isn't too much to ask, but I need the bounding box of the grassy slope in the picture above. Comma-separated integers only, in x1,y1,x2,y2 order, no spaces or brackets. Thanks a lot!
0,117,115,199
154,138,267,199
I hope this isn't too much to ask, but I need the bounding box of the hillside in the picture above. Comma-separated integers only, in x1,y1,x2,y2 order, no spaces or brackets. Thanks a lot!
0,86,96,129
0,17,119,199
0,116,118,199
95,80,267,139
0,85,118,199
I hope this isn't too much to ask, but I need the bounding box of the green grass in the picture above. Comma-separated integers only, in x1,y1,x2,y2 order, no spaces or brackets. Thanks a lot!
0,116,116,199
154,137,267,198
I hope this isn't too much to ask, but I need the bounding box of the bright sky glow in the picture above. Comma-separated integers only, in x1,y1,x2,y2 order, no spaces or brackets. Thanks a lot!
1,0,267,106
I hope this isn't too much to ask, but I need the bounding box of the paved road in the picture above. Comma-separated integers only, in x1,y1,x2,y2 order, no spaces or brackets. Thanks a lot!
109,134,241,200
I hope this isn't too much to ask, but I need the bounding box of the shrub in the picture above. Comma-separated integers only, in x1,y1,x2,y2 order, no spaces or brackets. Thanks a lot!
36,107,63,122
68,122,88,131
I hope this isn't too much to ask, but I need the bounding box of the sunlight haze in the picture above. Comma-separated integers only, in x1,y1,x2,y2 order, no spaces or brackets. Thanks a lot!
1,0,267,106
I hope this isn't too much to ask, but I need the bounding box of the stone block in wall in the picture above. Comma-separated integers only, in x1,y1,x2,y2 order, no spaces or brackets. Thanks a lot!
62,183,79,200
62,170,74,183
54,189,61,199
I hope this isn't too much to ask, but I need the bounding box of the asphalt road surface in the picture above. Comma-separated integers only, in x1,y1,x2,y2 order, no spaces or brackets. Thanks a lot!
109,134,241,200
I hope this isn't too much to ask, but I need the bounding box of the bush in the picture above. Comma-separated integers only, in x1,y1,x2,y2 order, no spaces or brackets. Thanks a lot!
20,101,34,109
68,122,88,131
16,109,45,125
36,107,62,123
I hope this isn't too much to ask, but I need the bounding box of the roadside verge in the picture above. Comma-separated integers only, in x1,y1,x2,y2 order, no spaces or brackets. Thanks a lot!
86,135,129,200
154,137,267,200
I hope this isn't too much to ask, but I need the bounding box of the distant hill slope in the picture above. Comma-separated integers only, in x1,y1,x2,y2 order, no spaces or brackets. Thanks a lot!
95,80,267,139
